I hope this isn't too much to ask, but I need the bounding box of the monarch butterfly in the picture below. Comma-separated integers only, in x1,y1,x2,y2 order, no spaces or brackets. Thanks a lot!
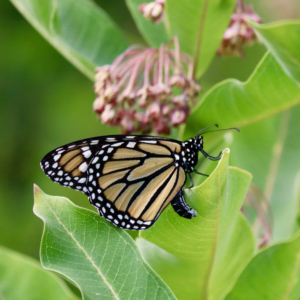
40,124,238,230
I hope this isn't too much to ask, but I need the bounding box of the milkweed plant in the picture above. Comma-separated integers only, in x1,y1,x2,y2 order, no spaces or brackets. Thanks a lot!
4,0,300,299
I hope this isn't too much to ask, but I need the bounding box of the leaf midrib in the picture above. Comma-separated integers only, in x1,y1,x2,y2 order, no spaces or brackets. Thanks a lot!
41,193,120,300
201,166,222,300
283,252,300,300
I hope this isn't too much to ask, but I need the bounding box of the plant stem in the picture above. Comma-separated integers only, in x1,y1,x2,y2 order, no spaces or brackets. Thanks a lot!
193,0,210,78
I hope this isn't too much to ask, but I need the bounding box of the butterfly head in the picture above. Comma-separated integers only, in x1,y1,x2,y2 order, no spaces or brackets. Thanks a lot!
180,136,204,172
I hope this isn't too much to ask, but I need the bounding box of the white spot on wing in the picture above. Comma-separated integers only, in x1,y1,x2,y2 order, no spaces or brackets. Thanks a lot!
79,162,88,172
78,178,86,184
140,140,156,144
112,142,124,147
53,154,61,161
127,142,136,148
92,157,99,164
83,150,92,158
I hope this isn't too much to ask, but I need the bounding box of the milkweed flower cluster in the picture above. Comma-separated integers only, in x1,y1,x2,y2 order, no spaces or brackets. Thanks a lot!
93,38,201,134
217,0,262,57
139,0,165,23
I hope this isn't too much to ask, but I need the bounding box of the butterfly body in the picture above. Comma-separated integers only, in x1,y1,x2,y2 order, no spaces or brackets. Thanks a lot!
41,134,208,230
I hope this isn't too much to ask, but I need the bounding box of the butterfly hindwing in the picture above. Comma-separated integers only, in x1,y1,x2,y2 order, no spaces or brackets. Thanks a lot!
40,138,106,195
86,138,186,230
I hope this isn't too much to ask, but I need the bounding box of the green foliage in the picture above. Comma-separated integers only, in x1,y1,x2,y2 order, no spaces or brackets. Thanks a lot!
139,149,254,300
0,245,78,300
33,186,176,300
231,108,300,241
166,0,236,78
10,0,129,80
251,20,300,86
4,0,300,299
225,234,300,300
184,53,300,137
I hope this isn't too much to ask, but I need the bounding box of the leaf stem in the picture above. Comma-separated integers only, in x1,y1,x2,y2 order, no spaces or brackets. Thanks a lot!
264,110,291,201
193,0,210,78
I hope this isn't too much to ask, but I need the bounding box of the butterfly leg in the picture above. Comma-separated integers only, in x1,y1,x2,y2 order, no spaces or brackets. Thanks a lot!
194,170,209,177
171,189,197,219
183,161,194,189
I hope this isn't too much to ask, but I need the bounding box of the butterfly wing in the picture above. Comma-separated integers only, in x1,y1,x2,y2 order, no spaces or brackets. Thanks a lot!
41,135,186,230
40,138,106,196
86,138,186,230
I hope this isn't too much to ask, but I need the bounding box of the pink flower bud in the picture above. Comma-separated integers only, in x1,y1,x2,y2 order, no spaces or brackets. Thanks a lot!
139,0,165,23
171,109,187,126
93,97,105,114
217,1,262,57
101,105,115,124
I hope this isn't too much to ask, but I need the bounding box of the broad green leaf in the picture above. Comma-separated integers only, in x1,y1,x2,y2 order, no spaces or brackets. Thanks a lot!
294,171,300,232
126,0,169,47
225,234,300,300
0,245,78,300
10,0,129,80
33,185,176,300
140,149,254,300
166,0,236,78
250,20,300,86
184,52,300,139
230,105,300,241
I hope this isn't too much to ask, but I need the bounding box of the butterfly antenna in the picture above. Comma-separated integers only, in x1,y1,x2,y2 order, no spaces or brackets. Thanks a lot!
200,127,240,135
196,124,218,136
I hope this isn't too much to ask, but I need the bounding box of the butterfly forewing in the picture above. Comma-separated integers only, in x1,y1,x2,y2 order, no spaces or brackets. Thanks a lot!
41,135,186,229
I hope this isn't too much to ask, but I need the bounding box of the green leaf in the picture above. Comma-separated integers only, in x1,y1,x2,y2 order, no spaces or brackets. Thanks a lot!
0,245,78,300
185,52,300,138
166,0,236,78
225,234,300,300
10,0,129,80
250,20,300,86
230,105,300,241
126,0,169,47
140,149,254,300
33,185,176,300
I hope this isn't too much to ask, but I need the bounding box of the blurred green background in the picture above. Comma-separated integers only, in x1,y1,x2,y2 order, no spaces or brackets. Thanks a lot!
1,0,300,260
